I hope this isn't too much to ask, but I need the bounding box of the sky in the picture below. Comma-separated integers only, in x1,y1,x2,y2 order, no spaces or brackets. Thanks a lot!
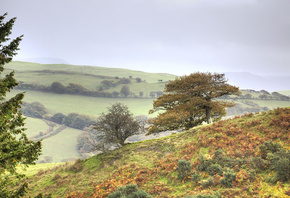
1,0,290,76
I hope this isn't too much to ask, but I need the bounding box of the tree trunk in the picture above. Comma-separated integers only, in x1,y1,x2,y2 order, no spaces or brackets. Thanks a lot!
205,107,211,124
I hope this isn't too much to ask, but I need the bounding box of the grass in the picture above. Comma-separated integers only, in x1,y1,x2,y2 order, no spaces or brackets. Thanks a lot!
4,61,176,96
7,90,155,116
24,117,49,138
40,127,83,163
19,107,290,197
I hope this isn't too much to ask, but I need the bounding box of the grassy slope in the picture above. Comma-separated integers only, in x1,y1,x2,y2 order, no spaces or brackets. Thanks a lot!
5,61,175,96
23,107,290,197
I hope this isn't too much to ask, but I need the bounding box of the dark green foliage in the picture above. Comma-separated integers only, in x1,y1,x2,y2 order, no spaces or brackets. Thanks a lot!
50,82,66,94
197,155,212,172
186,191,221,198
212,149,244,168
206,164,223,176
108,184,153,198
251,157,269,171
274,156,290,182
259,141,284,159
62,113,95,130
268,150,290,182
201,176,214,188
177,159,192,181
50,113,66,124
120,85,130,97
0,13,42,197
220,169,236,187
192,172,201,183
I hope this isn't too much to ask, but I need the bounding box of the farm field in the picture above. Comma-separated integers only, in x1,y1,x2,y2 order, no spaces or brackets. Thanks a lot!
7,90,155,116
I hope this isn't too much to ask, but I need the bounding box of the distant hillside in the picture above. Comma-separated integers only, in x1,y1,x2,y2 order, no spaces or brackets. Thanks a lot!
23,107,290,197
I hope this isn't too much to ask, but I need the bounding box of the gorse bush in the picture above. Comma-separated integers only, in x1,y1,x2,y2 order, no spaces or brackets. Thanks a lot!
220,169,236,187
259,141,284,159
177,159,192,181
192,172,201,183
186,191,222,198
271,150,290,182
206,164,223,176
201,176,214,188
107,184,153,198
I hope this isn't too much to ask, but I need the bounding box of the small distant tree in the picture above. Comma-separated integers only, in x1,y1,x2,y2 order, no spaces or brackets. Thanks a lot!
112,91,120,98
244,93,252,99
136,77,142,83
0,13,42,197
259,94,268,100
91,103,140,148
21,101,47,118
50,113,66,124
50,82,66,94
148,72,240,133
121,85,130,97
139,91,144,97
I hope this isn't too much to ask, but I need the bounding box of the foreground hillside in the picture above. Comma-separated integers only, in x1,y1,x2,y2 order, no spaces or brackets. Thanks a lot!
22,107,290,197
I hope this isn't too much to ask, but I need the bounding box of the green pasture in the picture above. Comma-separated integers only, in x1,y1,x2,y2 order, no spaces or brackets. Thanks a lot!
24,117,50,138
278,90,290,96
40,127,83,163
6,61,176,83
8,90,155,116
242,99,290,109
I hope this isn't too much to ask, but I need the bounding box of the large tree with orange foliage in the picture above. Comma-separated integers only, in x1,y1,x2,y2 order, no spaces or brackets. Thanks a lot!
148,72,240,134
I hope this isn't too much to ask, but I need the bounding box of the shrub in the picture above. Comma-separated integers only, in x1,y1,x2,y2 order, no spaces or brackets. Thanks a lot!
251,157,269,171
274,157,290,182
220,169,236,187
192,172,201,183
201,176,214,188
186,191,221,198
197,155,212,172
177,159,192,181
108,184,153,198
269,150,290,182
259,141,284,159
206,164,223,176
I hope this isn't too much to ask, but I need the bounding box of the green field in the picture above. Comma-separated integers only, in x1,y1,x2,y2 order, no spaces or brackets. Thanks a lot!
4,61,176,97
8,90,155,116
40,127,83,163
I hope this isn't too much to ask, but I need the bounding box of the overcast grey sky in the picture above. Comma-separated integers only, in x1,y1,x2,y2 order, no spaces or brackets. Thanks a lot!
1,0,290,76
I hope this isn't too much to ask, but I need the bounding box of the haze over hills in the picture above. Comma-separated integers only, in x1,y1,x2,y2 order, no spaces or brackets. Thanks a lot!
225,72,290,92
13,58,290,92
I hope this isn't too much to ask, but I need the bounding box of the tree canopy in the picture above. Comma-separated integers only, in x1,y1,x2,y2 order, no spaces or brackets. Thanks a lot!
92,103,140,149
0,13,42,197
148,72,240,134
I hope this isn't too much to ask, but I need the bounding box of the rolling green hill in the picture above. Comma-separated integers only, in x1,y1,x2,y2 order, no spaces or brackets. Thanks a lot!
4,61,290,164
21,107,290,197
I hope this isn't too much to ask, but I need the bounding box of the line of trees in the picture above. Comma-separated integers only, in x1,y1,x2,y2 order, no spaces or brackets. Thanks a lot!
16,81,164,99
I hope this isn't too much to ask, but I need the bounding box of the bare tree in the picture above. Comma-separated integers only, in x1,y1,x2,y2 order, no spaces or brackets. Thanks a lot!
91,103,140,150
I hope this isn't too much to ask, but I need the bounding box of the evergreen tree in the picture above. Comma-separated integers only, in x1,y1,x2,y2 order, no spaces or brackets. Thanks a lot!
0,13,42,197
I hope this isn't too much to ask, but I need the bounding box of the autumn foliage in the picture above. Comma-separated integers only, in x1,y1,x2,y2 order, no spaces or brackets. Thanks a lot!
65,107,290,198
148,72,240,134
